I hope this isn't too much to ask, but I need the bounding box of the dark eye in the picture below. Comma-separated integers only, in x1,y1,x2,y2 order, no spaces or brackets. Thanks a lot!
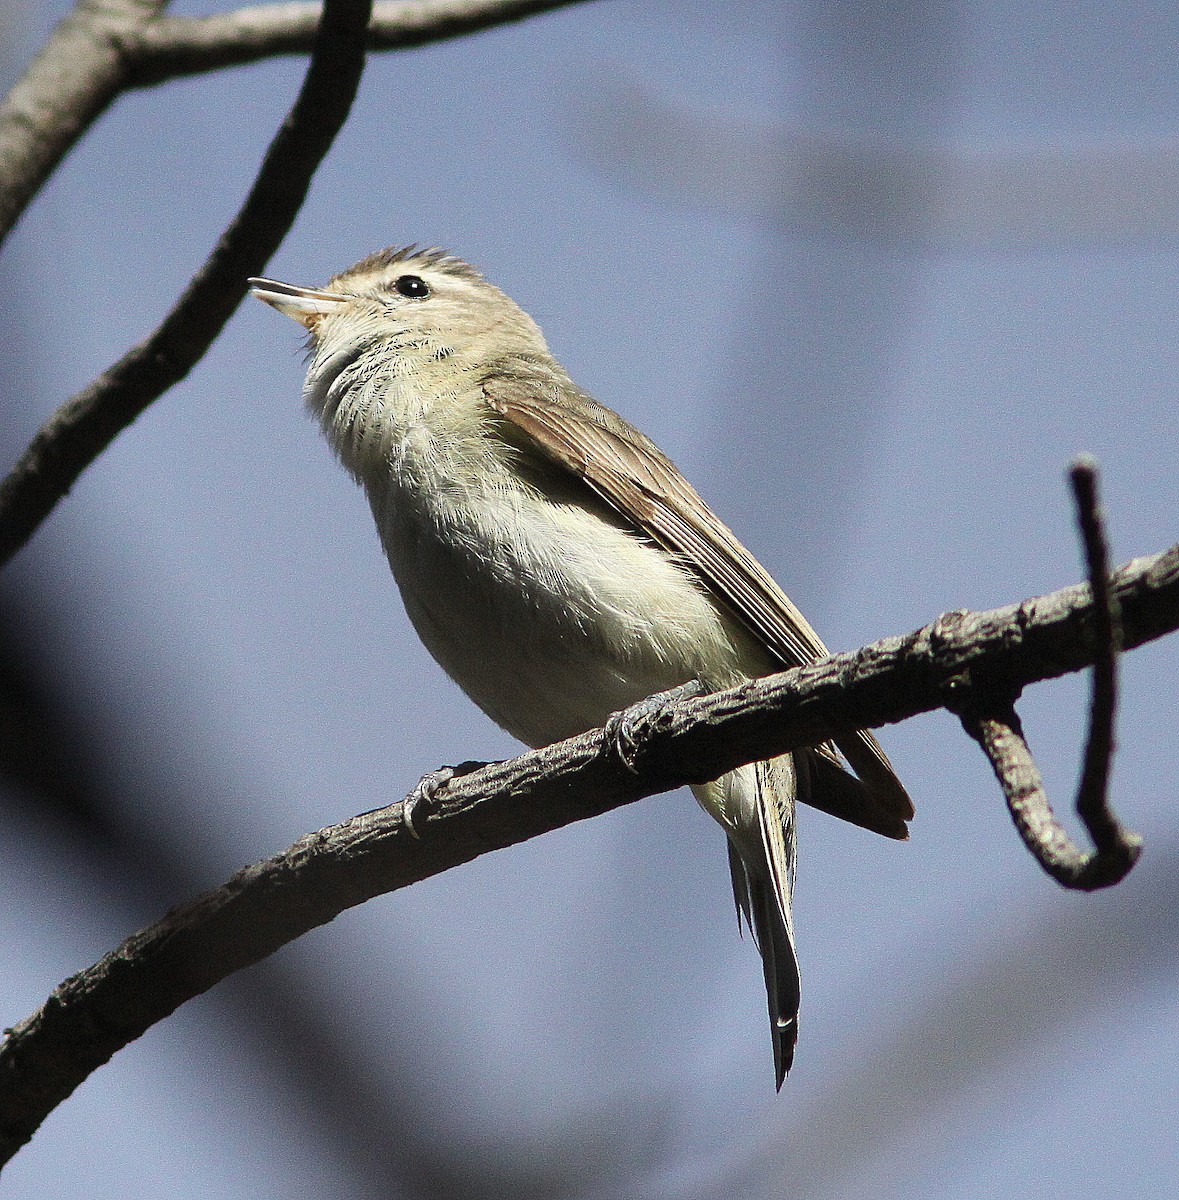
393,274,430,299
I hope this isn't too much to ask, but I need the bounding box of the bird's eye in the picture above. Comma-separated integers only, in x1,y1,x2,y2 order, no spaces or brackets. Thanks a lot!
393,275,430,299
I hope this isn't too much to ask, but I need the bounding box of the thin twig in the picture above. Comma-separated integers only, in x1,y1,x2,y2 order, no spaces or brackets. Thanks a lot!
1070,456,1134,858
131,0,590,87
0,0,374,570
1,534,1175,1166
954,458,1142,890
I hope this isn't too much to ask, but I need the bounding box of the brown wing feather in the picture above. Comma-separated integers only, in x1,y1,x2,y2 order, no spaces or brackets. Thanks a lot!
484,368,913,835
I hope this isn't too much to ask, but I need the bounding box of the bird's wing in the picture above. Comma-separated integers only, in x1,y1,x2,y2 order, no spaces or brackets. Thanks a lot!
484,369,913,838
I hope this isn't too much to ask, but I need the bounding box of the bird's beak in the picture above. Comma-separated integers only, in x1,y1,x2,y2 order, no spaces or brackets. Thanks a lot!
248,277,350,330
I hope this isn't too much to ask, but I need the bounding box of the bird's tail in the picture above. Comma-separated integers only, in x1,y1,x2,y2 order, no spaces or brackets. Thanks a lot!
703,754,803,1089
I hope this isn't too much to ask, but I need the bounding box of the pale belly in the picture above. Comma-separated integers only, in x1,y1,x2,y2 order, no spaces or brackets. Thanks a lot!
373,470,760,750
310,346,792,851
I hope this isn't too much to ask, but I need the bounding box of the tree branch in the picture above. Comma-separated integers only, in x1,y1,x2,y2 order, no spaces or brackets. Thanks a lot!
1070,458,1138,863
0,1,587,249
1,535,1176,1168
951,459,1142,889
0,0,592,569
0,0,376,570
0,0,166,250
131,1,591,87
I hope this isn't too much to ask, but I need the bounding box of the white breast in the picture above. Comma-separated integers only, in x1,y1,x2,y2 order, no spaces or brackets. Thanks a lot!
353,395,755,749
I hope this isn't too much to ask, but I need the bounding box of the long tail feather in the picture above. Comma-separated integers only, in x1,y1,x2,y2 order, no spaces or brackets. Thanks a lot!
714,755,802,1089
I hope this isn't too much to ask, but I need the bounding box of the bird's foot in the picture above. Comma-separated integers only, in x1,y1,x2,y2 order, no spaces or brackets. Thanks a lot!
604,679,708,773
403,760,488,838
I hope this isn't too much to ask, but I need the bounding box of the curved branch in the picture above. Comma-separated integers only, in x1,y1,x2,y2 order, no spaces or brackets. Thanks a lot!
0,0,592,568
0,0,375,570
0,1,587,248
1,534,1176,1167
0,0,166,250
965,706,1140,889
952,459,1142,890
131,0,590,87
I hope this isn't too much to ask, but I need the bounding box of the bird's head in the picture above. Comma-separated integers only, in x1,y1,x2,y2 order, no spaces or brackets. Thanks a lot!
249,245,550,369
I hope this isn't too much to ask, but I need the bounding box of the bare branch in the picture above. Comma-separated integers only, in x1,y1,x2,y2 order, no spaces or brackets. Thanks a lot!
131,0,591,87
0,0,593,569
1070,456,1136,860
0,0,167,250
0,0,376,570
951,459,1142,890
964,706,1139,889
0,2,588,248
1,535,1176,1166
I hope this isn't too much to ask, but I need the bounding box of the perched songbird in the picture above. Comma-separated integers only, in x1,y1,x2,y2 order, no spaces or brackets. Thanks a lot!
250,246,912,1087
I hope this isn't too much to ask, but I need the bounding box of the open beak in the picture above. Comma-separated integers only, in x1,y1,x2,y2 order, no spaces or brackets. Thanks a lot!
248,277,350,329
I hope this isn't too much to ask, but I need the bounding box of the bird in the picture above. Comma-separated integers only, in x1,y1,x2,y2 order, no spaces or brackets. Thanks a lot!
250,245,912,1087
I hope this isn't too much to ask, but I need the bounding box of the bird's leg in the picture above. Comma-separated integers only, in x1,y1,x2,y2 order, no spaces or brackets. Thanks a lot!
604,679,708,772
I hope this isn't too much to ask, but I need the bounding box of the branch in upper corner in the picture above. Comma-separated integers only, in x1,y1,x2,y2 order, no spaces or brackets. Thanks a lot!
951,458,1142,890
0,0,168,249
0,0,594,569
1,537,1177,1167
0,2,589,247
131,0,592,87
0,0,374,571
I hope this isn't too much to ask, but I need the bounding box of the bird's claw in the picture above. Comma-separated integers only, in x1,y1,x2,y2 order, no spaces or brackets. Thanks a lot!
403,760,487,838
604,679,708,773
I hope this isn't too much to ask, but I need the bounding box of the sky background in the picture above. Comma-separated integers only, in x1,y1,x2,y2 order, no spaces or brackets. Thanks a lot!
2,1,1178,1197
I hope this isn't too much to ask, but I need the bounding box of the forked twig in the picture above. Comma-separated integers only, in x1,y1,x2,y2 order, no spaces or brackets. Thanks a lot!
955,457,1142,890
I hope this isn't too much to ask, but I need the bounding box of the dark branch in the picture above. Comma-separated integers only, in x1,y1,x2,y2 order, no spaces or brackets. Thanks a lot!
131,0,591,87
1070,457,1137,865
0,0,592,569
0,0,375,570
951,459,1141,889
963,705,1139,889
0,2,588,249
2,535,1176,1167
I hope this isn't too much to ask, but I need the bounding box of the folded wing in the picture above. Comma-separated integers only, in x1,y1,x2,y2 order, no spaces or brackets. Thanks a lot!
485,367,913,839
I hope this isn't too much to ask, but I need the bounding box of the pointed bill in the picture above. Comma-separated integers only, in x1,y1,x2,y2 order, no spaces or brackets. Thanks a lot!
248,277,350,328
